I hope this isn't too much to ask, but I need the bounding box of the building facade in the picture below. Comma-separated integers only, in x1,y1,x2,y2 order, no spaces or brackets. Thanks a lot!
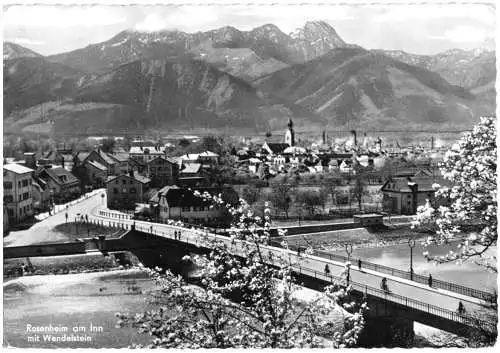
381,176,451,215
36,167,81,202
106,171,151,210
146,156,179,187
3,164,34,224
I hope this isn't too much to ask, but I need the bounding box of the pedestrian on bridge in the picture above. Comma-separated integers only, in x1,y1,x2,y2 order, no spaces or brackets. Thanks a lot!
358,259,362,270
324,264,330,276
65,212,68,223
457,301,466,315
428,274,433,287
381,277,388,291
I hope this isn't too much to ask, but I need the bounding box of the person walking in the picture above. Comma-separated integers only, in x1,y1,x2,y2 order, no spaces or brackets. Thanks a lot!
381,277,388,291
457,301,466,315
324,264,330,276
65,212,68,223
358,259,362,270
428,274,433,287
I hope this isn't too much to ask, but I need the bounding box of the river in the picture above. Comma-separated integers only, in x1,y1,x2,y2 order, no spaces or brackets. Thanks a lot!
3,269,156,348
3,240,496,348
344,241,497,292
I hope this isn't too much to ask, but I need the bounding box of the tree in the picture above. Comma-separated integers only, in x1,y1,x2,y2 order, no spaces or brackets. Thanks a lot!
241,184,261,206
351,173,367,213
296,190,324,216
412,116,497,272
321,176,341,211
271,184,293,218
101,138,116,153
116,195,366,348
201,136,223,154
178,138,191,149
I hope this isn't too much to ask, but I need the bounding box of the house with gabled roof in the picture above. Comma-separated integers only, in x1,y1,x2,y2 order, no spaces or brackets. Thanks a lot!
381,176,452,215
129,145,165,163
262,142,290,156
146,156,179,187
152,186,238,226
43,148,74,170
105,170,151,210
35,166,81,202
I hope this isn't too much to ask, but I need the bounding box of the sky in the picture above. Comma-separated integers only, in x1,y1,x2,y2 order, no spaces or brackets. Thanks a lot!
2,1,496,56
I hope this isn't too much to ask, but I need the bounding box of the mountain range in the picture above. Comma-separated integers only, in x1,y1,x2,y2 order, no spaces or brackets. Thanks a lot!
3,21,496,135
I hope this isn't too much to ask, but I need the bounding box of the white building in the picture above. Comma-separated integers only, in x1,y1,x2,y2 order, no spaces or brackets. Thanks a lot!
3,163,34,224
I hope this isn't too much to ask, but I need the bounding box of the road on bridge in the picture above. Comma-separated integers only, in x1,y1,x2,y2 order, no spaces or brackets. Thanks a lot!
89,206,494,326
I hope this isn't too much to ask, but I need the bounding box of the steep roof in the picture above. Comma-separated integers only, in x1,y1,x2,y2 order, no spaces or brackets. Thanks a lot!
180,163,202,174
109,152,129,162
98,150,117,165
160,187,238,208
74,152,90,163
199,151,219,157
39,167,79,186
149,185,180,203
263,142,290,154
106,172,151,185
381,176,453,193
86,160,108,171
147,156,178,166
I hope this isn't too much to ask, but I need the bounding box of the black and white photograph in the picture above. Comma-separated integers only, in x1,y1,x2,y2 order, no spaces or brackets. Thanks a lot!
2,0,497,348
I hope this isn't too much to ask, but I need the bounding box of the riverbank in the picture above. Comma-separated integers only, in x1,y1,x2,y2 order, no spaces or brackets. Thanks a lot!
280,224,428,251
3,252,140,280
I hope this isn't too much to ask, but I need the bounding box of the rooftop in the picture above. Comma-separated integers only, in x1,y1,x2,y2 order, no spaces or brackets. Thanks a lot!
3,163,34,175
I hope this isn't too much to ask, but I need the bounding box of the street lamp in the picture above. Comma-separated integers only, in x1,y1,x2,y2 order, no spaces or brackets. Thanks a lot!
345,243,353,286
408,238,416,280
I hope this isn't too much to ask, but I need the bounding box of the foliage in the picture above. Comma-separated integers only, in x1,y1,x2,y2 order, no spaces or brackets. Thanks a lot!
101,138,116,153
412,116,497,272
351,174,368,212
178,138,191,148
116,195,366,348
201,136,223,154
296,189,327,215
241,184,261,205
270,184,293,218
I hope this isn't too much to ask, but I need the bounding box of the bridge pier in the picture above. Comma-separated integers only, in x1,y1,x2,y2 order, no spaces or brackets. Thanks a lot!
358,297,415,347
359,316,414,348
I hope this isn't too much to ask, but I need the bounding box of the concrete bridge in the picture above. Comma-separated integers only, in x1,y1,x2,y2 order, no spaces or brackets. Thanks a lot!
91,209,499,336
6,206,497,345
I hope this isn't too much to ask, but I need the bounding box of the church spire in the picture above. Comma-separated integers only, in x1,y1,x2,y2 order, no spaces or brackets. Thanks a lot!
285,118,295,147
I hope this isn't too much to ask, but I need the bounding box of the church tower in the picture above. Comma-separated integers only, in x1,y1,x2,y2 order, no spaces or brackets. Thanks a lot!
284,118,295,147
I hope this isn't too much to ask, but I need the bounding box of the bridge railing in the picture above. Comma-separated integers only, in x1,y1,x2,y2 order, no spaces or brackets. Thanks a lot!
268,242,497,303
104,217,496,332
297,266,496,333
